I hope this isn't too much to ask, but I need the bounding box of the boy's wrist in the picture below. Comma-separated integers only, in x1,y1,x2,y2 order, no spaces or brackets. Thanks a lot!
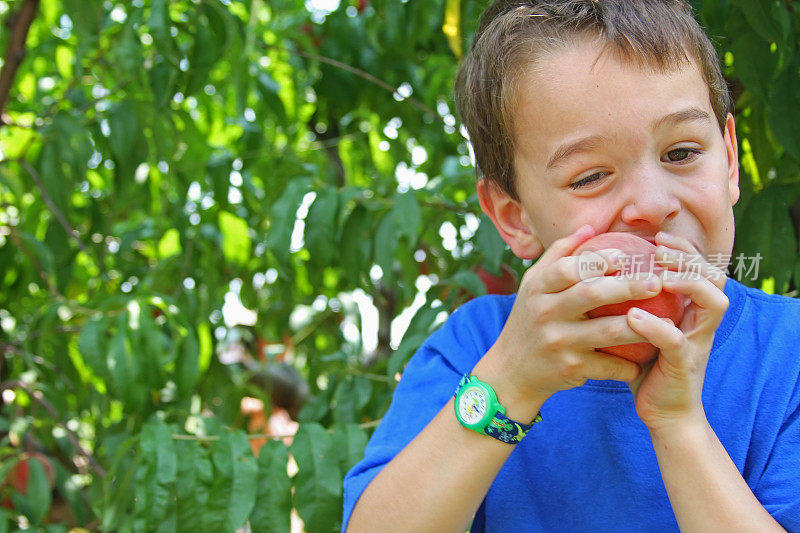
646,409,709,444
471,348,549,424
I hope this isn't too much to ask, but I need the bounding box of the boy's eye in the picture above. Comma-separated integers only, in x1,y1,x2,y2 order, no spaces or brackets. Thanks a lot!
568,172,605,190
663,147,700,163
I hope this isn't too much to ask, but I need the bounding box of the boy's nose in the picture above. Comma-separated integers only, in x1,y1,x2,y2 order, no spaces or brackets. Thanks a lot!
618,170,681,227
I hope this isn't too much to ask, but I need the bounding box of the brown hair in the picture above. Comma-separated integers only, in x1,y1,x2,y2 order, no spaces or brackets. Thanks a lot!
454,0,730,199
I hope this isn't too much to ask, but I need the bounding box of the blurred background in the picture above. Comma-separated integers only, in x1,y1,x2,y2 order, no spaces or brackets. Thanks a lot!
0,0,798,530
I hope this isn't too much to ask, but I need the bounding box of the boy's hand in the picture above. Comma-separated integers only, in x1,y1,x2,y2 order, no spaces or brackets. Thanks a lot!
625,231,729,433
481,225,652,416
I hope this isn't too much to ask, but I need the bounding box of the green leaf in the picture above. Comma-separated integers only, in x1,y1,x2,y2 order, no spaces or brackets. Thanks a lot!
61,0,99,38
206,431,258,532
186,19,221,96
140,420,178,528
149,0,172,52
266,178,311,265
78,316,108,379
107,101,140,167
732,0,786,45
157,228,182,259
332,378,357,424
735,185,797,291
339,204,373,284
17,231,56,281
37,141,69,218
444,0,463,58
113,21,143,73
291,423,342,533
20,457,51,525
304,187,340,267
149,58,179,109
392,191,422,245
731,29,777,102
257,73,287,125
176,440,210,530
388,331,428,377
108,313,143,410
330,424,368,475
249,440,292,533
218,210,251,265
45,219,75,294
767,57,800,162
451,269,487,298
53,111,92,175
374,213,398,284
175,327,201,398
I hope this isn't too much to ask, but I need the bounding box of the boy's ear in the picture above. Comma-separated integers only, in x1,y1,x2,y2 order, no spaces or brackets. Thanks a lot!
477,179,544,260
724,113,740,206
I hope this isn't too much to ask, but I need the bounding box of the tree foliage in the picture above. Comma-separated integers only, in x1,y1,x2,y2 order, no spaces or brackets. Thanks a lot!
0,0,798,530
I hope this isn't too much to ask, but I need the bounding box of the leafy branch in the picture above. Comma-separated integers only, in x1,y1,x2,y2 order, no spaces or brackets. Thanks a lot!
0,379,107,477
271,43,441,120
19,160,90,256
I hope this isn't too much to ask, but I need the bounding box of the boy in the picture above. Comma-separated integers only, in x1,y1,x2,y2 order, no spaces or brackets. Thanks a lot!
344,1,800,531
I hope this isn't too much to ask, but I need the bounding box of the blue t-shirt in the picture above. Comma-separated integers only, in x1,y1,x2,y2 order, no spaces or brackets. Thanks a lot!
342,279,800,531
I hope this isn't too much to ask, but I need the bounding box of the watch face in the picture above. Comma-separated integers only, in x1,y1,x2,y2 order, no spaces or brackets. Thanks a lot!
457,387,487,425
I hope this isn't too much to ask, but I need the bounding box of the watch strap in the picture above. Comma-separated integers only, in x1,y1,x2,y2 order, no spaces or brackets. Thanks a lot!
454,374,542,444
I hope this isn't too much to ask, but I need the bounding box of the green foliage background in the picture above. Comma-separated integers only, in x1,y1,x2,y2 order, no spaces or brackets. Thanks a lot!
0,0,798,531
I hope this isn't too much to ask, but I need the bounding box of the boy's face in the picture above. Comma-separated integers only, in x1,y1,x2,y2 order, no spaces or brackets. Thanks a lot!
494,38,739,261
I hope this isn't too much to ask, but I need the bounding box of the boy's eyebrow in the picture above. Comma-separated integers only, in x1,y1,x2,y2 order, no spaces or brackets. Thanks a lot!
652,107,712,131
546,134,608,170
545,107,713,171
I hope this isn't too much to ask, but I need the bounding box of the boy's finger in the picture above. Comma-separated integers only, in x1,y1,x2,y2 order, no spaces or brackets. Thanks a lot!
567,315,649,349
655,246,727,292
557,273,663,317
539,250,622,293
578,349,643,384
660,271,729,317
536,224,596,269
654,231,700,255
626,307,688,364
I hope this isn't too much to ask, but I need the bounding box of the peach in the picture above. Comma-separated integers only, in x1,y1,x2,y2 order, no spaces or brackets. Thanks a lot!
573,232,684,364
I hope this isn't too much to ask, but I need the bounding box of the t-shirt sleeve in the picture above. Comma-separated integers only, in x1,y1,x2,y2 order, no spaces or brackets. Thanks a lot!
755,381,800,530
340,296,509,531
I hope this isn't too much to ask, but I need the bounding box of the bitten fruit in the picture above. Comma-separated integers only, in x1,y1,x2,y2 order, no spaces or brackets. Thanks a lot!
574,232,685,364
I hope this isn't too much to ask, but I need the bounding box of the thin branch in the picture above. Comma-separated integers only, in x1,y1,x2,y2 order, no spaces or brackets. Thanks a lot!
270,43,440,119
5,344,77,394
0,0,40,122
0,380,107,477
6,225,96,314
171,418,383,442
1,325,81,352
19,159,90,255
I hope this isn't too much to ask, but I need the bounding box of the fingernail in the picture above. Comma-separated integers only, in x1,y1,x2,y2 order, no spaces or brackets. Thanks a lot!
607,250,625,265
630,307,644,320
646,276,659,292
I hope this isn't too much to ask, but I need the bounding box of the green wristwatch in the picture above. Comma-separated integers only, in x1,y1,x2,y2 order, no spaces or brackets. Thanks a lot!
453,374,541,444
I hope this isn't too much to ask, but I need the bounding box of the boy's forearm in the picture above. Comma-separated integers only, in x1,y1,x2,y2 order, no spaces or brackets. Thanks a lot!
347,353,548,533
347,396,531,532
650,417,785,532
